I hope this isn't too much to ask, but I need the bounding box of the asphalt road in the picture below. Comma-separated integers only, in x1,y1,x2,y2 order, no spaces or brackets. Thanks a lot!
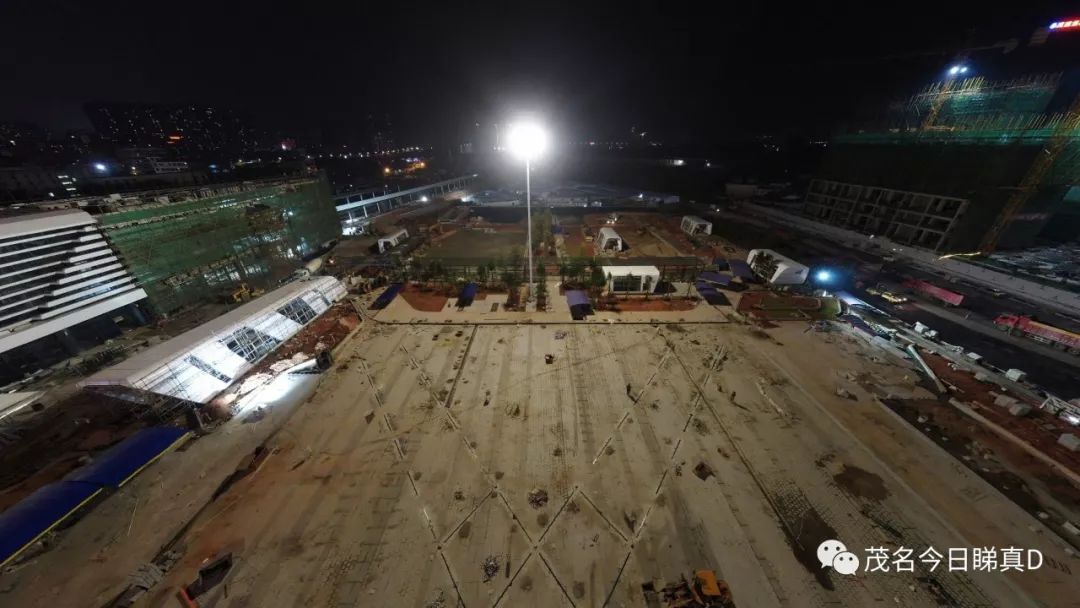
697,211,1080,397
854,289,1080,398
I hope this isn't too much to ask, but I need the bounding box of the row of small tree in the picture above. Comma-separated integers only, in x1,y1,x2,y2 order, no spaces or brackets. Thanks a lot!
396,256,702,302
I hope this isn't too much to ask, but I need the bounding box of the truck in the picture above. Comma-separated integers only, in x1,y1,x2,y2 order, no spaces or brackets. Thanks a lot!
903,279,964,306
994,314,1080,354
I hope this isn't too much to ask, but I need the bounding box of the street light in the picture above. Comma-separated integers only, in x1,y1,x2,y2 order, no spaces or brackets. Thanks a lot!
507,122,548,301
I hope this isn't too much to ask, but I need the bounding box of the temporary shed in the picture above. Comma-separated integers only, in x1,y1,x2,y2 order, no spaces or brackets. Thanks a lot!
378,228,408,253
746,249,809,285
596,227,623,252
601,265,660,294
681,216,713,236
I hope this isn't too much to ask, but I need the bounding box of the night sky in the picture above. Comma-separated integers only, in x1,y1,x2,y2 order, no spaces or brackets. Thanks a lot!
0,1,1073,146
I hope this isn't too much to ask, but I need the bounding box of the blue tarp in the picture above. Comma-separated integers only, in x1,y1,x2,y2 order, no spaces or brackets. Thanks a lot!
565,290,590,307
371,282,403,310
0,481,101,566
713,257,729,270
457,282,478,307
695,282,729,305
67,427,188,488
566,290,593,320
698,271,732,286
729,259,754,280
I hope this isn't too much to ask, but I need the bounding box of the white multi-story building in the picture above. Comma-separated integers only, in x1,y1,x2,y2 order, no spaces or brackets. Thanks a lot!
0,209,147,374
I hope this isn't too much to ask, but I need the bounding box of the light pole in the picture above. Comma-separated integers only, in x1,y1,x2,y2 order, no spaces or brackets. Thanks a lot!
507,122,548,302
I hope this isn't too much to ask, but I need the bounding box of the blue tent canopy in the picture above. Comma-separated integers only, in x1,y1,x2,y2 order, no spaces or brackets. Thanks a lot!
698,271,732,286
566,290,590,307
67,426,188,488
457,282,478,307
0,481,102,566
729,259,754,279
371,283,403,310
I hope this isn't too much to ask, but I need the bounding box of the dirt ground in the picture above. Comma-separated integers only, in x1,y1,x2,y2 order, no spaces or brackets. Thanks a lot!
7,321,1062,608
605,297,698,312
5,313,1079,607
421,229,525,259
399,284,452,312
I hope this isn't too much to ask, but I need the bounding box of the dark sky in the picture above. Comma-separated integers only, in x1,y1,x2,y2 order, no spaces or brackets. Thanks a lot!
0,1,1074,145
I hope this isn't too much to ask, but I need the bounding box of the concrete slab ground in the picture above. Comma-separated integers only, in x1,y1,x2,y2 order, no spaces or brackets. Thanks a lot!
4,317,1078,607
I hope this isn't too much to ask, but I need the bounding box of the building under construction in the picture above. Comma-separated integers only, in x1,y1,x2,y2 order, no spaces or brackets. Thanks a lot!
0,175,340,384
804,31,1080,253
90,175,341,315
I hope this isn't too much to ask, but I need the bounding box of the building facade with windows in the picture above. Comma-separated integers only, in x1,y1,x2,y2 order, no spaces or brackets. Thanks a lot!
0,209,149,384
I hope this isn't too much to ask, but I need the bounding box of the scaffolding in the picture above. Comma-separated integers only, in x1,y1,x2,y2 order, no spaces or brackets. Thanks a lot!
98,176,340,314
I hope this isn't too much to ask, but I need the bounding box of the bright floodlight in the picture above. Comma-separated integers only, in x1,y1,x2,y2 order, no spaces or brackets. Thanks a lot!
507,122,548,161
93,162,107,172
815,270,833,282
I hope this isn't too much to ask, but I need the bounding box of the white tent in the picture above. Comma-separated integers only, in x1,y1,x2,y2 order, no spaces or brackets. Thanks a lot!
681,215,712,236
378,228,408,253
746,249,808,285
601,265,660,294
596,227,623,252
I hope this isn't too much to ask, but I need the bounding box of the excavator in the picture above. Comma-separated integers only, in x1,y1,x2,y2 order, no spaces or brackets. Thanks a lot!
642,570,735,608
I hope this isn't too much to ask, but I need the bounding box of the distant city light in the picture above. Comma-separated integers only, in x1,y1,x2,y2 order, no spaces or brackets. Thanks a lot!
92,162,107,172
1049,19,1080,30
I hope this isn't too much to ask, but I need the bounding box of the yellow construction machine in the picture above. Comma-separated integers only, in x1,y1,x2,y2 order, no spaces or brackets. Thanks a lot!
223,282,265,304
643,570,734,608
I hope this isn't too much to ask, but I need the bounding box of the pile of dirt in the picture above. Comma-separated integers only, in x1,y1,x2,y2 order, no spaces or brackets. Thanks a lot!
248,303,359,375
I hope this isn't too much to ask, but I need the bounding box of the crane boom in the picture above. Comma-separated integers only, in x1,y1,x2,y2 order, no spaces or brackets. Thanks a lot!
979,94,1080,253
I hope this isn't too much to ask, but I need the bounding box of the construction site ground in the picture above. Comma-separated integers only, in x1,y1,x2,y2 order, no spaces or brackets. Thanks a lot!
420,229,527,259
7,308,1080,606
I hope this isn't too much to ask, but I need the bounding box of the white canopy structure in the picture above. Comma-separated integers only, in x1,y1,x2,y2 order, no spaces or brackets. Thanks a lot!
681,216,712,236
596,227,623,252
378,228,408,253
601,265,660,294
746,249,809,285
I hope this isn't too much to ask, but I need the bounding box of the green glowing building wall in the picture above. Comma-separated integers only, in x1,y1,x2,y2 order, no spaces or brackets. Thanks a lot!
98,176,340,315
